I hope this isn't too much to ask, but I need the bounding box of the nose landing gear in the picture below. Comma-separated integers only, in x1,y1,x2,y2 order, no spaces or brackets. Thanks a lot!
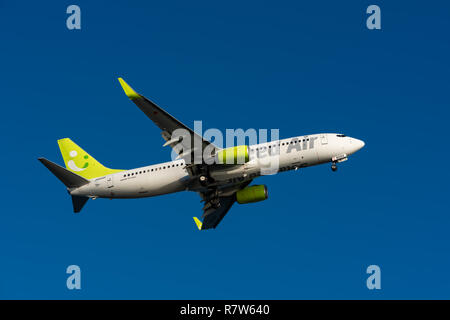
331,154,347,172
331,162,338,172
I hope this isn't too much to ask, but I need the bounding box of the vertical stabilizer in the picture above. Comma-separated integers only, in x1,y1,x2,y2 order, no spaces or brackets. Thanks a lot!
57,138,123,179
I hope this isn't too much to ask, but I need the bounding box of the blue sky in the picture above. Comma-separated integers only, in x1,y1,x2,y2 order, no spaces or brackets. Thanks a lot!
0,1,449,299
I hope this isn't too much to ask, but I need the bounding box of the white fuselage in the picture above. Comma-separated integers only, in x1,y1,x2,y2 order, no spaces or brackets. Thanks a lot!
70,133,364,199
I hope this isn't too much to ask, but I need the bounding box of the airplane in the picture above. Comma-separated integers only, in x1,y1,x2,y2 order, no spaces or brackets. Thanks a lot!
38,78,365,230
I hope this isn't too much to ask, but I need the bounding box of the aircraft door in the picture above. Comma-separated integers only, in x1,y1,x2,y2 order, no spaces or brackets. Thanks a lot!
106,175,114,188
320,134,328,145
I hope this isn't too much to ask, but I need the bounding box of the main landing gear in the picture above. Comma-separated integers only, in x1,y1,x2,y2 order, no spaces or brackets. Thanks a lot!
199,174,217,187
199,175,208,185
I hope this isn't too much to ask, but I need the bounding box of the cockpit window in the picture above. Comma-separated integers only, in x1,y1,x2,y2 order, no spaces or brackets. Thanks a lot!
336,134,346,137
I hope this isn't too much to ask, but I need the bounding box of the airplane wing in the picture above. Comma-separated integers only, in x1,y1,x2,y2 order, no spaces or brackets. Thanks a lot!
118,78,218,167
118,78,253,230
194,195,236,230
193,180,252,230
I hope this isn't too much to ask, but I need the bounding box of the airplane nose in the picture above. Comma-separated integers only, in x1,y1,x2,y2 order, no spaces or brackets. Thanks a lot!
347,138,365,154
355,139,365,151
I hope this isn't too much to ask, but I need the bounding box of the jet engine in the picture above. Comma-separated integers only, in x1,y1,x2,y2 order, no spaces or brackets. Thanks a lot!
236,185,268,204
216,145,249,165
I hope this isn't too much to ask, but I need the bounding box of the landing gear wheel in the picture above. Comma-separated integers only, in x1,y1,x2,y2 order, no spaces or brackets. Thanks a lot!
199,175,208,185
331,163,338,172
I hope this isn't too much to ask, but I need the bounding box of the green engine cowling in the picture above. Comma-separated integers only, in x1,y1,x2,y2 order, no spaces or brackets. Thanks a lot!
216,145,249,165
236,185,268,204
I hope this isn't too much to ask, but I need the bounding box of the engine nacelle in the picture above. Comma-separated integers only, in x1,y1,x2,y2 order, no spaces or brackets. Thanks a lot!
216,145,249,165
236,185,268,204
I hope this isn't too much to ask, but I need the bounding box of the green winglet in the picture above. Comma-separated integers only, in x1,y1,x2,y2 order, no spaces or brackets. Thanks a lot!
118,77,140,99
193,217,203,230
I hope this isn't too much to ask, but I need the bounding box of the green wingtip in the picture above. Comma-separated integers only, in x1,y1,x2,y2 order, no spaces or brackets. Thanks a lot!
118,77,140,99
193,217,203,230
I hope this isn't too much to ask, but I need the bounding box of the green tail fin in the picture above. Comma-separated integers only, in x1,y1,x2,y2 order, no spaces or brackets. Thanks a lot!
57,138,123,179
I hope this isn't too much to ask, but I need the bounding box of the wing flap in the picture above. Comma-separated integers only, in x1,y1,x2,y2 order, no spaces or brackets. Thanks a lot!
201,195,236,229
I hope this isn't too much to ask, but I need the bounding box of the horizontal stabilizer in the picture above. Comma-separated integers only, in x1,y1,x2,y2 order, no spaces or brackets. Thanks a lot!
38,157,89,188
72,195,89,213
